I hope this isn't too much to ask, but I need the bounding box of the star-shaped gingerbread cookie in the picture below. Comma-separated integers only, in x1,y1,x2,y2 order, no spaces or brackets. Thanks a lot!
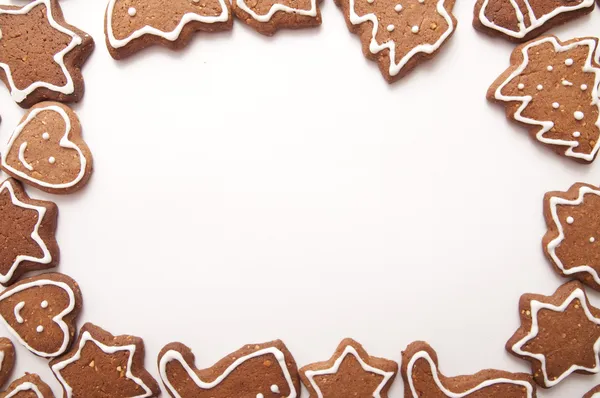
506,281,600,388
0,0,94,108
300,338,397,398
0,178,59,286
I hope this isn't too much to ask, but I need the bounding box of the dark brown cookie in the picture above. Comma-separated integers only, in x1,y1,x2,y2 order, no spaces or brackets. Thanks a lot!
0,0,94,108
0,373,55,398
158,340,300,398
0,339,15,389
232,0,321,35
300,338,397,398
506,281,600,388
105,0,233,59
0,178,59,286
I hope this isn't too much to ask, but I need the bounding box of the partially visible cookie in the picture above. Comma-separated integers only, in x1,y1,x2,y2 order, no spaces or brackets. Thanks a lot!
0,373,55,398
232,0,321,35
506,281,600,388
584,384,600,398
0,178,59,286
473,0,595,43
1,102,93,195
50,323,160,398
300,338,397,398
158,340,300,398
105,0,233,59
335,0,457,82
402,341,536,397
0,0,94,108
0,339,15,389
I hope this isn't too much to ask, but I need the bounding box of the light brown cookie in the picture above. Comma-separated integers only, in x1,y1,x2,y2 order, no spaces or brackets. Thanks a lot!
506,281,600,388
232,0,321,35
0,0,94,108
105,0,233,59
0,339,15,389
1,102,93,195
0,178,59,286
335,0,457,82
488,36,600,163
473,0,595,43
300,338,397,398
402,341,536,397
0,374,54,398
158,340,300,398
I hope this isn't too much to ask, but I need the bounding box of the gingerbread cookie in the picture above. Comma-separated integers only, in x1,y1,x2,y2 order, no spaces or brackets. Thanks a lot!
158,340,300,398
506,281,600,388
0,273,81,358
0,0,94,108
50,323,160,398
0,178,59,286
105,0,233,59
335,0,456,82
473,0,595,42
585,385,600,398
488,36,600,163
1,102,93,195
0,374,55,398
543,182,600,290
300,338,397,398
402,341,536,397
0,339,15,389
232,0,321,35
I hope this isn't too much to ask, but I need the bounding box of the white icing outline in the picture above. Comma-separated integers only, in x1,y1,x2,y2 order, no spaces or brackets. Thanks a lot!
406,350,535,397
4,382,44,398
304,345,394,398
348,0,454,77
0,279,75,357
0,0,83,104
105,0,230,49
1,105,87,190
18,143,33,171
235,0,316,23
0,180,52,284
494,37,600,162
13,301,24,324
511,288,600,387
479,0,594,39
51,330,155,398
159,346,297,398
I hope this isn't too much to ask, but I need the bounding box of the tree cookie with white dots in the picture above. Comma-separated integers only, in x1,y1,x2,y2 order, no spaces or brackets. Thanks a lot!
232,0,321,35
1,102,93,195
506,281,600,388
488,36,600,163
473,0,595,43
335,0,457,82
158,340,300,398
104,0,233,59
0,373,55,398
299,338,397,398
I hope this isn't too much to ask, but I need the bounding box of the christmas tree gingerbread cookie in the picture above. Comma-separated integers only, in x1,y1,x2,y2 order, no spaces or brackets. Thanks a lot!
232,0,321,35
335,0,457,82
0,0,94,108
0,374,55,398
489,36,600,163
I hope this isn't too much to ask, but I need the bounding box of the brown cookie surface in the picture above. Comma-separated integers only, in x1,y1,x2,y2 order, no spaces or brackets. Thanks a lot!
0,0,94,108
1,102,93,195
105,0,232,59
232,0,321,35
300,338,397,398
488,36,600,163
0,339,15,389
584,384,600,398
402,341,536,397
473,0,595,43
158,340,300,398
506,281,600,388
0,178,59,286
0,373,55,398
335,0,456,82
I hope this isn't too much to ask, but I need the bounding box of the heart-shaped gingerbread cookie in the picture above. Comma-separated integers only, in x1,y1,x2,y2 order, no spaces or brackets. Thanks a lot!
1,102,93,194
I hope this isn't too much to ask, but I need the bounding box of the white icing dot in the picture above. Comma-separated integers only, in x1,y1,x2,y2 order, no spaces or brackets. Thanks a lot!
271,385,280,393
418,0,424,3
48,156,56,164
565,58,574,66
394,3,402,11
562,80,574,86
256,394,264,398
0,28,2,40
552,102,560,109
387,24,395,32
36,325,44,333
192,0,200,2
574,111,585,121
547,66,553,71
128,7,137,16
41,300,48,309
591,237,596,243
42,132,50,140
573,131,581,138
411,25,419,33
518,83,525,90
536,84,543,91
581,84,588,91
567,216,574,224
367,0,374,3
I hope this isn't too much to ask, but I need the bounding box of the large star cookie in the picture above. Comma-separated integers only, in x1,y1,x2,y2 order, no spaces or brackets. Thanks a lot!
0,0,94,108
232,0,321,35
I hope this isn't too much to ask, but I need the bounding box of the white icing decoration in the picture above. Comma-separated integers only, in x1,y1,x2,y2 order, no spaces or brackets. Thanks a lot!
575,111,585,120
511,288,600,387
36,325,44,333
159,347,297,398
41,300,48,308
4,382,44,398
536,84,543,91
494,37,600,162
406,350,535,397
552,102,560,109
347,0,453,77
387,24,394,32
394,4,402,11
518,83,525,90
13,301,25,324
582,84,589,91
42,133,50,140
48,156,56,164
566,58,574,66
256,394,264,398
567,216,574,224
1,105,88,190
235,0,317,23
106,0,229,49
478,0,594,39
18,143,33,171
411,25,419,33
128,7,137,16
547,66,553,71
573,132,581,138
0,351,4,372
304,345,394,398
562,79,574,86
52,331,155,398
0,180,51,284
418,0,424,3
0,0,83,104
591,237,596,243
271,384,280,393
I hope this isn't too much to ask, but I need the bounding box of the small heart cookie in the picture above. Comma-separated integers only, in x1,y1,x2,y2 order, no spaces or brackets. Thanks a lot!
1,102,93,195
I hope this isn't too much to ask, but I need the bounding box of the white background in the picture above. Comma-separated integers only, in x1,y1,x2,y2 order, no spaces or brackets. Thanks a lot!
1,0,599,396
